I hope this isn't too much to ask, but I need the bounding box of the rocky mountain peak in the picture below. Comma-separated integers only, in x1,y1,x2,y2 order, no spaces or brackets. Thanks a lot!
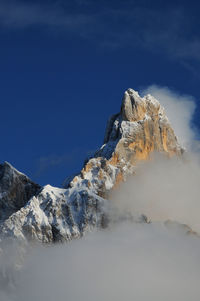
100,89,182,163
0,161,25,180
121,88,146,122
120,88,161,123
0,89,184,244
72,88,183,207
0,162,41,223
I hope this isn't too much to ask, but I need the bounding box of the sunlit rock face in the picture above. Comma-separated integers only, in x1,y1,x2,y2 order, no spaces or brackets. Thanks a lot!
78,88,183,194
0,89,183,244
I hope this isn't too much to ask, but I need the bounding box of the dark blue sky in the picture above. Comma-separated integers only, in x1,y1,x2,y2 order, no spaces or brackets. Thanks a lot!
1,0,200,186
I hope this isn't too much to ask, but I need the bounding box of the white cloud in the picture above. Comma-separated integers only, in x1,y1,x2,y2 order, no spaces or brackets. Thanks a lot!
111,153,200,233
1,222,200,301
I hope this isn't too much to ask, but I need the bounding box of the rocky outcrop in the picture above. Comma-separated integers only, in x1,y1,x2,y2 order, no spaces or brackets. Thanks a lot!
72,88,183,195
0,162,40,223
0,89,183,244
0,185,107,243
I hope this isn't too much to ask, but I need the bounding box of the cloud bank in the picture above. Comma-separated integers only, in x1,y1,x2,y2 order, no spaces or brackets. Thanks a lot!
111,153,200,233
1,222,200,301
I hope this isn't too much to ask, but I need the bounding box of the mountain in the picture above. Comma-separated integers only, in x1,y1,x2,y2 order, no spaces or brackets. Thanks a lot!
0,162,40,223
0,89,183,244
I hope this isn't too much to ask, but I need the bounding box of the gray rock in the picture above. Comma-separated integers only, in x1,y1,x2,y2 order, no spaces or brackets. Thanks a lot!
0,162,41,223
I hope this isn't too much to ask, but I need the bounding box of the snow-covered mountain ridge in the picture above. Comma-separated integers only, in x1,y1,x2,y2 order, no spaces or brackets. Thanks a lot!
0,89,183,243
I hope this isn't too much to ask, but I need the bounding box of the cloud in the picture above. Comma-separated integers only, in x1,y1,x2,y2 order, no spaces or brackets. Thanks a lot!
34,153,76,177
110,153,200,233
0,0,91,30
0,0,200,65
33,147,94,180
1,222,200,301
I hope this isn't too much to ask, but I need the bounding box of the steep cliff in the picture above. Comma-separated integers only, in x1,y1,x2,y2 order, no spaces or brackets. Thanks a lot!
0,89,183,244
0,162,40,223
74,88,183,194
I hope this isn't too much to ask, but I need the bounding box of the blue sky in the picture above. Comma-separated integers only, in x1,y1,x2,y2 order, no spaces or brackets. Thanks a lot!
1,0,200,186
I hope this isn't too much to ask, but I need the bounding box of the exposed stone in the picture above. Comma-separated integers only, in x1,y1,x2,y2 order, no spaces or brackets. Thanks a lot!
0,162,41,223
0,88,184,244
88,88,183,193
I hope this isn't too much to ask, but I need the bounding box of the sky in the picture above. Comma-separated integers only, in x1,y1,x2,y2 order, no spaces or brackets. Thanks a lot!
1,0,200,186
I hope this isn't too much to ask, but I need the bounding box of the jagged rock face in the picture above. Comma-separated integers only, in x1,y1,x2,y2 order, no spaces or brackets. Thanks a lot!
0,185,106,243
121,89,147,122
103,89,182,160
76,89,183,193
0,89,183,244
0,162,41,223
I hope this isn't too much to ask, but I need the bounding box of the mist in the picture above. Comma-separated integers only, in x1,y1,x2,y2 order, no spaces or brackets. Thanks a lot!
111,153,200,232
1,222,200,301
1,85,200,301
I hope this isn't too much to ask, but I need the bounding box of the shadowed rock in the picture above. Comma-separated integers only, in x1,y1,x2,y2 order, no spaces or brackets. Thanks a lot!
0,162,41,223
